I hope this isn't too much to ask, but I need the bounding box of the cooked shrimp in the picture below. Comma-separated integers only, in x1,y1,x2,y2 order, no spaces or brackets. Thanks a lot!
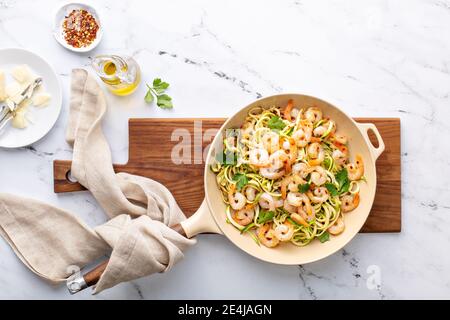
290,175,306,191
282,137,298,162
245,186,257,201
260,167,285,180
307,142,325,166
281,174,305,198
332,149,348,166
257,224,280,248
307,187,329,203
287,192,307,207
283,201,297,213
259,192,276,211
346,154,364,181
228,185,247,210
298,207,315,223
292,162,310,178
333,134,347,144
304,107,322,124
290,213,309,227
280,176,293,199
340,193,360,213
283,99,294,121
274,222,295,241
274,199,284,208
232,207,255,226
328,217,345,235
249,148,270,167
287,193,317,221
310,166,327,186
292,127,312,147
313,125,327,137
268,150,289,169
290,108,300,119
265,149,291,174
262,131,279,154
333,142,349,159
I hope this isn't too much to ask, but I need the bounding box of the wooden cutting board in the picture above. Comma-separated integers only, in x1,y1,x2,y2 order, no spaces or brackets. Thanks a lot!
54,118,401,233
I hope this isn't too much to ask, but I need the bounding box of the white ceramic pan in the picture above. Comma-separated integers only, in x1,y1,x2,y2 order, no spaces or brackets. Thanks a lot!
69,94,384,293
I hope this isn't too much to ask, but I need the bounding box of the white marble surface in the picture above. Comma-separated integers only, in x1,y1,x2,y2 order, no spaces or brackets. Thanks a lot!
0,0,449,299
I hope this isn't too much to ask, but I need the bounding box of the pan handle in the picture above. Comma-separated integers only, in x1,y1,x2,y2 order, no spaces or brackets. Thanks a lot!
67,199,221,294
356,122,385,161
181,199,222,238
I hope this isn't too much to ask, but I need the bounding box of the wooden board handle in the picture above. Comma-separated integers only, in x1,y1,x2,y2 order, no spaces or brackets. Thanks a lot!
67,223,186,294
53,160,84,193
54,160,128,193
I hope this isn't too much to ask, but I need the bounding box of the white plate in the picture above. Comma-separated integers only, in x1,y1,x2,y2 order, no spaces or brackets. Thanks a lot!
53,2,103,53
0,48,62,148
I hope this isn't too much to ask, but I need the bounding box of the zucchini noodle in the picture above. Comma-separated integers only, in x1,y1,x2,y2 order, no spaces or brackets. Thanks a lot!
211,102,365,248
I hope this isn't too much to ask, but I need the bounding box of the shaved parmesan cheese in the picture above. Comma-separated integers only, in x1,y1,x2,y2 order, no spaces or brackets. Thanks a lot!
0,70,6,101
11,64,33,84
11,109,28,129
5,81,22,98
32,93,51,108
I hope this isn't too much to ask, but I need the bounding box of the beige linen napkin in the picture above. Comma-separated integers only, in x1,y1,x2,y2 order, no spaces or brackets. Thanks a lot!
0,69,195,293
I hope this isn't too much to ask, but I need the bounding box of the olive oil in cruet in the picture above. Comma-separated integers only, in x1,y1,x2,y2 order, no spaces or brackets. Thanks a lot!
91,55,141,96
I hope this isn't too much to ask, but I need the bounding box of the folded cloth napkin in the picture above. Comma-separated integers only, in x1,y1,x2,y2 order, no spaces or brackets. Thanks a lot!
0,69,195,293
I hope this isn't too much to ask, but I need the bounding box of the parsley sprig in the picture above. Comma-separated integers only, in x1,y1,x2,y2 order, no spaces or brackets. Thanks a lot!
268,116,286,131
257,210,275,224
325,168,351,196
298,183,310,193
317,231,330,243
144,78,173,109
232,173,248,191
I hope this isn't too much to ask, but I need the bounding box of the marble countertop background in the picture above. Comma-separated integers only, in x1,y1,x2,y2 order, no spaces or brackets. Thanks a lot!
1,0,449,299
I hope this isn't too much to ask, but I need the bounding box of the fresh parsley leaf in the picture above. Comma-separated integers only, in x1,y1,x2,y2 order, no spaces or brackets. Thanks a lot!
305,173,311,182
144,78,173,108
334,168,351,195
144,87,154,103
286,126,295,136
268,116,286,131
298,183,310,193
335,168,349,187
317,231,330,243
153,78,170,94
153,78,162,87
232,173,248,191
339,179,350,194
325,183,339,197
158,82,170,90
322,156,332,169
257,210,275,224
157,94,173,109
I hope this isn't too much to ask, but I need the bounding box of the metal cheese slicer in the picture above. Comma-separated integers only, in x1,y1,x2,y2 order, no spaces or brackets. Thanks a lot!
0,77,43,133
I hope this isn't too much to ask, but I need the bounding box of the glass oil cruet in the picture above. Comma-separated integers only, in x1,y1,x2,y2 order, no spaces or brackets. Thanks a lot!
91,55,141,96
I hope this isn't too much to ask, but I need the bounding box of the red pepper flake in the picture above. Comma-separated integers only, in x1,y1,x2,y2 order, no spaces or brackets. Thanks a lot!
62,9,99,48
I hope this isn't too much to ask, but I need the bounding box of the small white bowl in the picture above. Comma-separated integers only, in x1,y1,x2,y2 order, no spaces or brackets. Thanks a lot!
53,2,103,53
